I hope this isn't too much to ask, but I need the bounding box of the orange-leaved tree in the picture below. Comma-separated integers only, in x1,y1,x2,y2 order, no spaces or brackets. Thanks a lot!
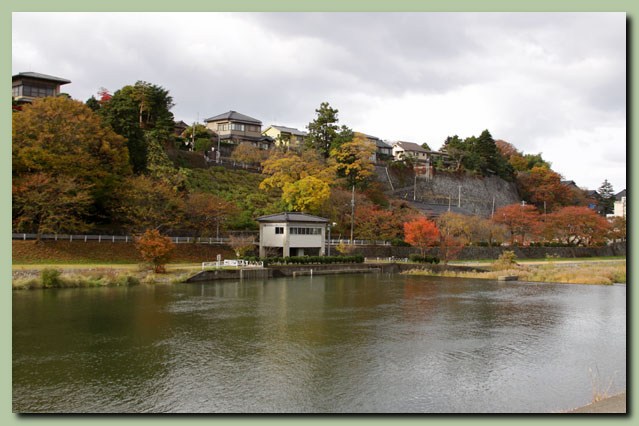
492,203,540,245
404,217,440,256
135,229,175,273
544,206,611,246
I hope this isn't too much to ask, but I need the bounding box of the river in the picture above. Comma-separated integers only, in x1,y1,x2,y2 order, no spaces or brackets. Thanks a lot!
12,273,626,413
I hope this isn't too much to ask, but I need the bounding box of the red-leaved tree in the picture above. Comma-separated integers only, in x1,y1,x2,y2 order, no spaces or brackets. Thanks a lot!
492,203,540,245
135,229,175,273
404,217,440,255
544,206,611,246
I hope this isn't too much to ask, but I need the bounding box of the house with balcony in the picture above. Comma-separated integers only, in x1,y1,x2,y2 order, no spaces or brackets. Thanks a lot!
355,132,393,162
12,72,71,104
204,110,273,150
263,125,308,150
256,212,329,257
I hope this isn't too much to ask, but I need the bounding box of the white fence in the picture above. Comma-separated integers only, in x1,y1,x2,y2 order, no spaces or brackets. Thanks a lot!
202,259,264,270
13,233,393,246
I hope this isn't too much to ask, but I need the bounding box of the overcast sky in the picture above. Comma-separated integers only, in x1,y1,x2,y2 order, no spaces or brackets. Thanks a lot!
12,12,626,192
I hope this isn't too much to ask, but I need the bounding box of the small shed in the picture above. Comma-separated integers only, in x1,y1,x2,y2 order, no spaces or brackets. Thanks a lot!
256,212,329,257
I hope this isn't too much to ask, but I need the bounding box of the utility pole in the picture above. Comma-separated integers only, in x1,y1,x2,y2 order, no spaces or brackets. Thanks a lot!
458,185,461,208
350,185,355,244
492,196,495,218
413,172,417,201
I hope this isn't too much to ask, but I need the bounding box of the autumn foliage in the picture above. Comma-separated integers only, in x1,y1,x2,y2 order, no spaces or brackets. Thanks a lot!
492,203,540,245
135,229,175,273
404,217,440,255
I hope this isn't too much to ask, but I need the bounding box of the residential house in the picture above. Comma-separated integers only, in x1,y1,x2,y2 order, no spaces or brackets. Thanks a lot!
263,125,308,150
392,141,448,164
256,212,329,257
174,120,189,137
355,132,393,162
12,72,71,104
613,189,626,218
204,110,273,150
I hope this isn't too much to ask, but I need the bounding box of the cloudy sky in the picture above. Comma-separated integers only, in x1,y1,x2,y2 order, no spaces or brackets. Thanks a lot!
12,12,626,192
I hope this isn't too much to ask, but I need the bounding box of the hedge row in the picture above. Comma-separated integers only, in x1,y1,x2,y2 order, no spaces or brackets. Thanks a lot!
408,254,440,264
243,255,365,266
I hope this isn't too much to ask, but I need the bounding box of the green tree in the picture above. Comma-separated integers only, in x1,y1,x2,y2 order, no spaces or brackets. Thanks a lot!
305,102,353,157
12,173,94,240
100,81,175,173
597,179,615,215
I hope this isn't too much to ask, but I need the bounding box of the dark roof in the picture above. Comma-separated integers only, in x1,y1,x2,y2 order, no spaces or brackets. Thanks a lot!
204,110,262,124
12,72,71,84
256,212,329,223
616,189,626,200
376,139,393,149
268,125,307,136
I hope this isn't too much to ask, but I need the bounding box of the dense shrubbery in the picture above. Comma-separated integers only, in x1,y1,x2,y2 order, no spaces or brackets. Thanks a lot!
244,255,364,266
408,254,440,264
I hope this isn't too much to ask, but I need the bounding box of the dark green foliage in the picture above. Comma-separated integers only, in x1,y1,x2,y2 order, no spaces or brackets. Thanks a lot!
597,179,615,215
99,81,175,174
441,130,513,180
305,102,353,158
408,254,440,264
85,96,101,112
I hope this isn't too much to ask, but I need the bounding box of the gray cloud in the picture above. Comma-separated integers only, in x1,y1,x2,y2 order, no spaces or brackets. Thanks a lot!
12,12,626,191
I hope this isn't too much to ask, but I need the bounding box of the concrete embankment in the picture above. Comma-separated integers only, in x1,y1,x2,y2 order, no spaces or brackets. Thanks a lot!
185,262,485,283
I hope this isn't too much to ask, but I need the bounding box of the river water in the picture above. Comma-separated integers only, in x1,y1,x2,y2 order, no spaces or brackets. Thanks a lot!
12,274,626,413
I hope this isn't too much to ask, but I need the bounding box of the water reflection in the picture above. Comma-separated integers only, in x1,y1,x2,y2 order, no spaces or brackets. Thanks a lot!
13,275,626,413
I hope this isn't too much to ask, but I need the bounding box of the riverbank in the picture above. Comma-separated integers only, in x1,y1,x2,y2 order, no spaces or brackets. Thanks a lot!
564,392,626,413
405,259,626,285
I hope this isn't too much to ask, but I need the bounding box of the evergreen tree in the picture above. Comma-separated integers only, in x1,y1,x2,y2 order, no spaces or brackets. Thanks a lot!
305,102,352,158
597,179,615,215
99,81,175,173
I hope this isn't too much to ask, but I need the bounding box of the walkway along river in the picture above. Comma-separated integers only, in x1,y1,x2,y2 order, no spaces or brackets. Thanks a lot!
12,273,626,413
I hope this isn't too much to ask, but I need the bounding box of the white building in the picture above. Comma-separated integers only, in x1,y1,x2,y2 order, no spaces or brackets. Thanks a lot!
613,189,627,218
256,212,329,257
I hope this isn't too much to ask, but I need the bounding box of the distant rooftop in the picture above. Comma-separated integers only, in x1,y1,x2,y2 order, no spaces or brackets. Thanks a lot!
393,141,429,153
12,72,71,85
256,212,329,223
204,110,261,124
268,125,308,136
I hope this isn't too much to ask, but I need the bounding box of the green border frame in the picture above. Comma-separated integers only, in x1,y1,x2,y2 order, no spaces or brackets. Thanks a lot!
3,0,634,423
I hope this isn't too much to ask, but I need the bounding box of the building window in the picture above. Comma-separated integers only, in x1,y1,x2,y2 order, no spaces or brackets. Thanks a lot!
275,227,284,234
230,123,245,131
290,227,322,235
217,123,228,131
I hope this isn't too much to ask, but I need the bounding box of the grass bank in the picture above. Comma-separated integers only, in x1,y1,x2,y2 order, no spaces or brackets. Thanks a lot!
12,264,201,290
405,259,626,285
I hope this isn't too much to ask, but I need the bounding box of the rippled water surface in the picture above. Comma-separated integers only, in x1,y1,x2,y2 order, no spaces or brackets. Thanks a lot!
13,274,626,413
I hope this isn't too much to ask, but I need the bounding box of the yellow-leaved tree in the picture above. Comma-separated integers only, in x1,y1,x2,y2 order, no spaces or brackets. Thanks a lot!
260,150,335,214
330,133,376,188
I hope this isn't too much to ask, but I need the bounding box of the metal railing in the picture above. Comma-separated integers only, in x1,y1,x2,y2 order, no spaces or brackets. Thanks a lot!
13,233,394,246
